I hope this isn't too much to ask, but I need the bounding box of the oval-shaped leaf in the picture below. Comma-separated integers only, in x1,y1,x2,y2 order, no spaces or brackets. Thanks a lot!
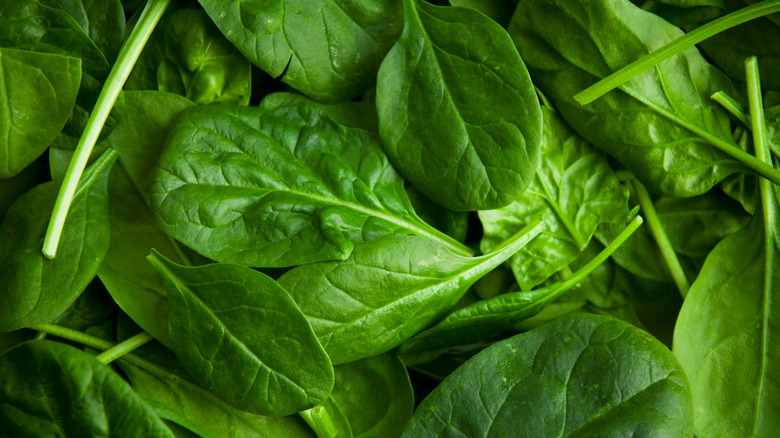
147,251,334,416
152,102,469,268
377,0,542,211
0,340,173,437
404,314,693,437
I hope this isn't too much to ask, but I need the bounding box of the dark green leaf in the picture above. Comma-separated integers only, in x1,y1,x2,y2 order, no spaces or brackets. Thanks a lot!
404,314,693,437
152,102,469,268
0,48,80,178
448,0,516,27
510,0,744,196
278,221,543,364
39,0,126,63
0,340,174,437
377,0,542,211
198,0,403,102
0,150,115,331
148,251,334,416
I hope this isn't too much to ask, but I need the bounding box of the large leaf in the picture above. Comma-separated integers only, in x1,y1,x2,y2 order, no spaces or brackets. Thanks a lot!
152,102,469,268
376,0,542,211
404,314,693,437
480,107,629,290
148,251,335,416
39,0,126,63
0,48,80,178
126,8,252,105
674,181,780,435
0,150,115,331
198,0,403,102
509,0,744,197
0,341,173,437
278,221,543,364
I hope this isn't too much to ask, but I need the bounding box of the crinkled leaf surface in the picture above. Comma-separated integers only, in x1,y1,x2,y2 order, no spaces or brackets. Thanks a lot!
404,314,693,437
126,8,251,105
480,107,629,290
377,0,542,211
0,48,80,178
39,0,126,63
674,182,780,436
152,102,467,268
510,0,743,196
198,0,403,102
278,223,542,364
148,251,334,416
0,151,115,331
0,341,173,437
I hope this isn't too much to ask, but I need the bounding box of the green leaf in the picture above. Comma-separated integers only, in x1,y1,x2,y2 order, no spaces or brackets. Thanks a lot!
278,220,543,364
448,0,516,27
403,314,693,437
480,107,629,290
152,102,470,268
673,190,780,435
0,150,115,331
509,0,745,197
126,8,252,105
198,0,403,102
147,251,335,416
331,353,413,438
39,0,126,63
0,340,174,437
0,48,81,178
377,0,542,211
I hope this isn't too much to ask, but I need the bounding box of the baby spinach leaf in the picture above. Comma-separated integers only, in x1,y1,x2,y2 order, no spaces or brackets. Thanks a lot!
331,353,414,438
198,0,403,102
448,0,516,27
673,187,780,436
152,102,470,268
260,92,380,134
126,8,252,105
278,220,544,364
0,150,115,332
39,0,126,64
0,48,81,178
147,251,335,416
510,0,745,197
403,314,693,437
377,0,542,211
0,340,174,437
480,107,629,290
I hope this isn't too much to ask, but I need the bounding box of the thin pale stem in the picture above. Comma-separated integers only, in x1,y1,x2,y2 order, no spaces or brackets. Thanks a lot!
631,180,691,298
574,0,780,105
94,332,154,365
42,0,172,259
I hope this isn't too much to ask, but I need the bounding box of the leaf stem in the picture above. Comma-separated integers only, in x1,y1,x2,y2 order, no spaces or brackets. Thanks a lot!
94,331,154,365
42,0,171,259
630,180,690,298
746,56,774,249
300,405,340,438
711,91,751,127
574,0,780,105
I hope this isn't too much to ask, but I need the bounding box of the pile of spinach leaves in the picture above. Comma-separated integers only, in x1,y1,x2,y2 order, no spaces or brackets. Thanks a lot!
1,0,779,436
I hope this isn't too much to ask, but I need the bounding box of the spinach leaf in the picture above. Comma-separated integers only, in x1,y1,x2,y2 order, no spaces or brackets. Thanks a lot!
152,102,470,268
260,92,380,134
377,0,542,211
510,0,745,197
0,150,115,331
331,353,414,438
0,48,81,178
0,340,174,437
52,281,116,332
403,314,693,437
480,107,629,290
126,8,252,105
39,0,126,63
406,185,470,244
278,220,543,364
448,0,516,27
198,0,403,102
147,251,335,416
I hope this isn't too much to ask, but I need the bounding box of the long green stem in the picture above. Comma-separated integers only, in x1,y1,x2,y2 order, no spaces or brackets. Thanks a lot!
94,332,154,365
631,180,690,298
574,0,780,105
42,0,171,259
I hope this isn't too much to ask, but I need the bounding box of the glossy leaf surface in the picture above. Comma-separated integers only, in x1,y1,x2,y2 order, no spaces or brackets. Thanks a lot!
377,0,542,211
0,341,173,437
404,314,693,437
152,102,467,268
278,221,543,364
148,251,334,416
